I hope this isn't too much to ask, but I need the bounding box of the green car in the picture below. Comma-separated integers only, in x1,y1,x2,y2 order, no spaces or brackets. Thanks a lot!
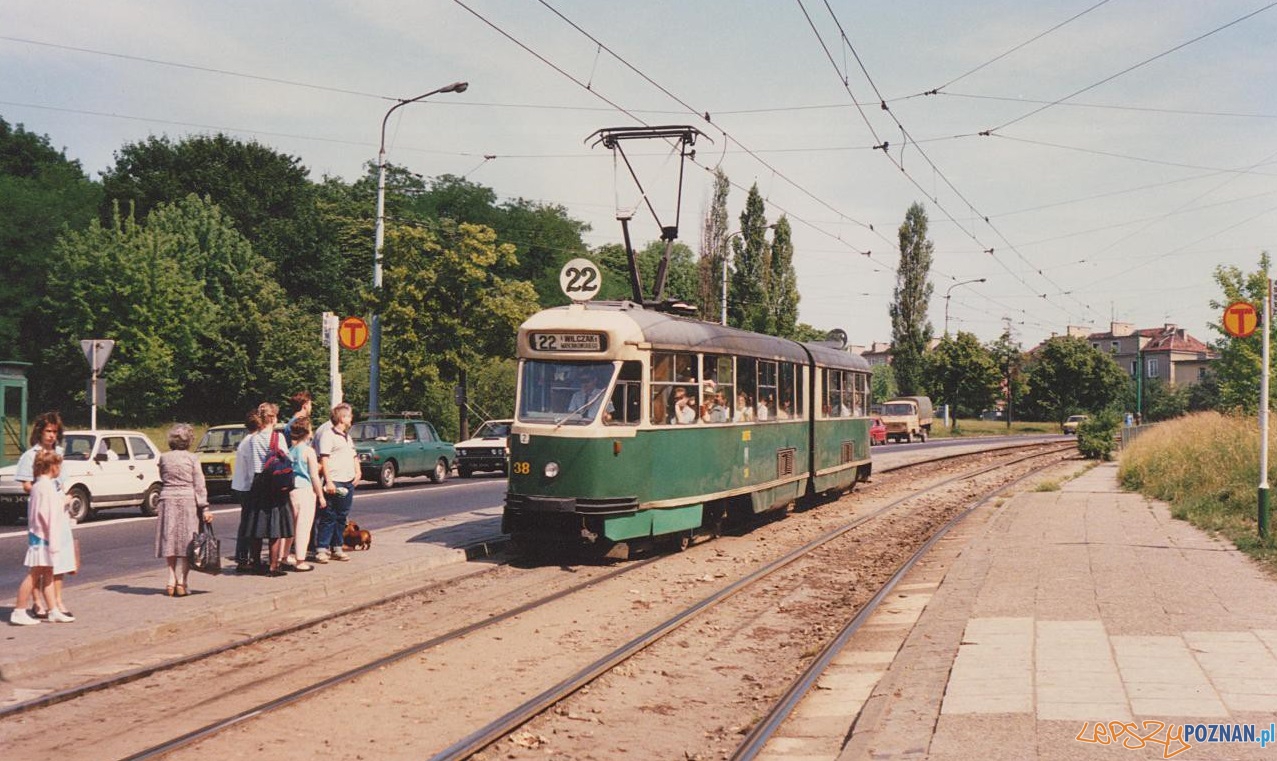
351,417,455,488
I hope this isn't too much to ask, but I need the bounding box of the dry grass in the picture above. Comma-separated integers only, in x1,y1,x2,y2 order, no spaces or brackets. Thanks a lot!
1119,411,1277,570
1033,480,1061,492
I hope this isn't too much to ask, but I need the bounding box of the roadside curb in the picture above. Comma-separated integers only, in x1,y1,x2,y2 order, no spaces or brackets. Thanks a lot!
0,528,510,685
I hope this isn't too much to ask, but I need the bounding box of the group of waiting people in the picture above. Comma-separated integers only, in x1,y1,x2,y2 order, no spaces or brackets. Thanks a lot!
9,395,363,626
226,392,361,577
147,393,361,596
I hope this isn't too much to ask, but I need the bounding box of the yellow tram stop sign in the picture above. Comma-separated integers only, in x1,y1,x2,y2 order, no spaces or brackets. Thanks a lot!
338,316,370,350
1222,301,1258,339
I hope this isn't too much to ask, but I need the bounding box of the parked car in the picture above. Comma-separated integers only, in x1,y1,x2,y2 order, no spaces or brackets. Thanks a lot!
0,429,162,523
351,416,455,488
196,423,248,500
454,419,512,477
1063,414,1089,435
869,416,887,446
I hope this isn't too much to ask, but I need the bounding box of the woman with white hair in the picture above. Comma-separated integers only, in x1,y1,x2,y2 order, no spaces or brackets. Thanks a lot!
155,423,211,597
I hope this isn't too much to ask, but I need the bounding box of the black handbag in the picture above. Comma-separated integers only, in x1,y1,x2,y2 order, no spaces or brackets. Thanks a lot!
188,522,222,575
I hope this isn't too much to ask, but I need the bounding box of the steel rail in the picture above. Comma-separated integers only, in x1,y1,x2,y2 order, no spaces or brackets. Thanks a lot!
2,438,1059,724
731,452,1063,760
428,443,1072,760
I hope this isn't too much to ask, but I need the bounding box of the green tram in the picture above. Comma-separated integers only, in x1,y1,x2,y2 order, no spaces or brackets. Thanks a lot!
503,301,873,557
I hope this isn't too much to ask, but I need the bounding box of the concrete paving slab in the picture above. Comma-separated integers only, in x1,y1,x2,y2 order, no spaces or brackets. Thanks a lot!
0,506,505,700
829,461,1277,760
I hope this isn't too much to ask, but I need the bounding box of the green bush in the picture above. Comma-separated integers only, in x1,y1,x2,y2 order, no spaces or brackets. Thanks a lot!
1077,410,1120,460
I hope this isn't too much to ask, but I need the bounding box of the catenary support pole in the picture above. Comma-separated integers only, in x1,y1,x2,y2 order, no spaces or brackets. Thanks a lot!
1260,275,1271,539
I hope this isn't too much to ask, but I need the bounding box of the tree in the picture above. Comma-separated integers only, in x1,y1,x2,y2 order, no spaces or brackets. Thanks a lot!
378,221,539,438
923,332,1001,419
38,195,320,422
592,240,699,305
871,364,899,404
987,328,1027,426
0,117,102,359
889,202,934,395
697,168,731,319
768,216,800,338
1140,378,1189,422
1188,369,1221,411
728,184,772,333
1207,255,1272,412
1021,335,1128,424
100,134,352,311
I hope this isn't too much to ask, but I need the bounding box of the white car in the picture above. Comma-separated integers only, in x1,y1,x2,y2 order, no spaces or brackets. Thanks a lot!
454,419,512,478
0,429,163,523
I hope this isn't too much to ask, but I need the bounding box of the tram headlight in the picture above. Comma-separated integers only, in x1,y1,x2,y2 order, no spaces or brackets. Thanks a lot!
544,461,560,479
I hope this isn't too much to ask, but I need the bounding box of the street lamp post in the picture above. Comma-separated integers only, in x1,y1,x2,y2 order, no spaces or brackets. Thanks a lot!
721,224,776,326
943,277,987,336
370,80,468,416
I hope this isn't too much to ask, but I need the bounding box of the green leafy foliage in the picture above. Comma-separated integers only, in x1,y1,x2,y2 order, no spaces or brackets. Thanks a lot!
890,202,934,395
728,184,772,333
1207,255,1272,413
768,216,800,338
922,331,1001,418
1077,410,1121,460
0,118,102,358
1021,335,1128,423
871,364,898,405
592,240,699,304
378,221,539,438
37,196,322,423
100,134,353,312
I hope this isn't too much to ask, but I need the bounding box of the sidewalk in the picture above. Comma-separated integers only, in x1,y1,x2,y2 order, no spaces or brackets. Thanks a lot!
772,462,1277,760
0,505,507,703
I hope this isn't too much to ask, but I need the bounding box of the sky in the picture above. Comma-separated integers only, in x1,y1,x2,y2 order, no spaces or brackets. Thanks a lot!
3,0,1276,351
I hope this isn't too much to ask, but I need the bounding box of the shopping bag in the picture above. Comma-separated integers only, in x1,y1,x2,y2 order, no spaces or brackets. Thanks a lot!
188,523,222,575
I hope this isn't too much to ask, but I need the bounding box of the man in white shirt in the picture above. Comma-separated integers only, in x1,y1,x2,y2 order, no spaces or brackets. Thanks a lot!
314,403,360,563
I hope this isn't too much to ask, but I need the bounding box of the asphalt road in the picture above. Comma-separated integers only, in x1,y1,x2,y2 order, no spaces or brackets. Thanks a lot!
0,433,1069,593
0,471,509,592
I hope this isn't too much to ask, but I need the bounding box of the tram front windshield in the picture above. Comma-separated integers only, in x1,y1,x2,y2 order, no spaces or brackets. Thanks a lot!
518,360,616,425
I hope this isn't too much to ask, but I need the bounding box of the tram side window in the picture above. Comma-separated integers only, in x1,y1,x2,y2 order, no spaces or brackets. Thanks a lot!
736,357,757,422
853,372,869,416
651,352,699,425
701,355,734,423
756,360,778,421
821,368,836,418
777,363,796,419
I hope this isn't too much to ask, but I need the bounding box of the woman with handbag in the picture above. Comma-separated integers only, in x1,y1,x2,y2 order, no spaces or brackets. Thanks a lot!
155,424,211,597
246,403,294,577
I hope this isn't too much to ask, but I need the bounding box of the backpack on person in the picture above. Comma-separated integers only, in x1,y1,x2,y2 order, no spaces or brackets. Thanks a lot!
261,430,294,498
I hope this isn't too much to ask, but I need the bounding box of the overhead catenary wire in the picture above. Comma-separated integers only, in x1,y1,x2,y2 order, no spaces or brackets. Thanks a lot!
983,1,1277,133
795,0,1098,327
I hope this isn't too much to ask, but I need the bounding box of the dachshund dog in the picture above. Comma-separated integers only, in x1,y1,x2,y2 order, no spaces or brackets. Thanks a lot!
342,520,372,551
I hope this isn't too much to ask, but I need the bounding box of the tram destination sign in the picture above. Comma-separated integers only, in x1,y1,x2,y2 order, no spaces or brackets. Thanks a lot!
529,332,607,352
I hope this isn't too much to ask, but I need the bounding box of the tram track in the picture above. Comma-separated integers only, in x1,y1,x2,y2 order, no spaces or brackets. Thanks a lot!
1,441,1072,760
430,444,1072,760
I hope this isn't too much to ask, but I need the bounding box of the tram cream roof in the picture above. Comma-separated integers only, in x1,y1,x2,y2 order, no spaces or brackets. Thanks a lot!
523,302,869,371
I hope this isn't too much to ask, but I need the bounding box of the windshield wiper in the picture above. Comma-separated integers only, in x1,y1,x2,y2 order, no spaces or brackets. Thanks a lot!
553,391,604,429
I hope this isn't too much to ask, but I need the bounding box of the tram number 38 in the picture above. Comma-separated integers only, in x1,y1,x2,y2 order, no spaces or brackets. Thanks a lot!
511,461,531,475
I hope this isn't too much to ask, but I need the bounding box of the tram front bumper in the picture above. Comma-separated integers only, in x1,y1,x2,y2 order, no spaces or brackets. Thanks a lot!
502,493,640,542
